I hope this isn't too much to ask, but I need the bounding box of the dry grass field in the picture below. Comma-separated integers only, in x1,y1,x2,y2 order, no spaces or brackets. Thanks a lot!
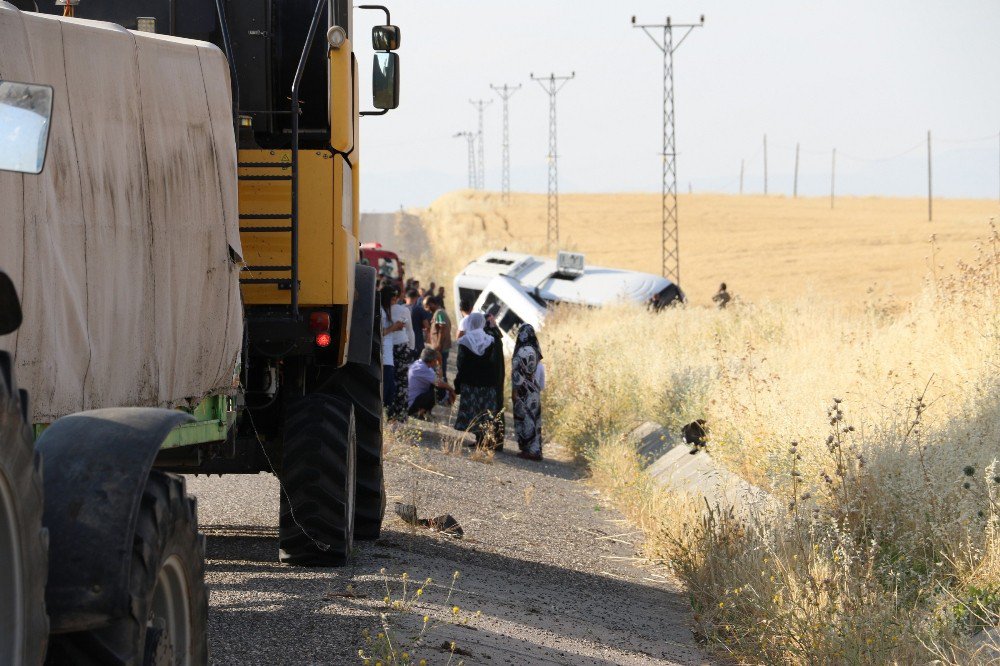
378,190,1000,663
403,190,996,308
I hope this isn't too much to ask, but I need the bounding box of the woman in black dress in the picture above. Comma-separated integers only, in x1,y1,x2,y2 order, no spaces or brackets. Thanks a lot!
453,313,502,449
512,324,544,460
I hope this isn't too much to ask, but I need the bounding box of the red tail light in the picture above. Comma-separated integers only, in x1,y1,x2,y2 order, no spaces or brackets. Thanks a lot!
309,311,331,334
315,332,332,348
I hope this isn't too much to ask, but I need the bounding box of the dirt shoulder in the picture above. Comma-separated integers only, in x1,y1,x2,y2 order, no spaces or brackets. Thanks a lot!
186,419,708,665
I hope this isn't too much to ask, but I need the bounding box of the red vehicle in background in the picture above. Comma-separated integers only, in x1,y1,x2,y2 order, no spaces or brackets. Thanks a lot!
360,242,405,292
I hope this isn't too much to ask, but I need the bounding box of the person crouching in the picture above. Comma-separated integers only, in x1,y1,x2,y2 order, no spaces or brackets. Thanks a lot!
407,348,455,419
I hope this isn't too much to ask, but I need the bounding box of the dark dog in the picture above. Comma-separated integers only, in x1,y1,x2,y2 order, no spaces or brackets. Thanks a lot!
682,419,708,454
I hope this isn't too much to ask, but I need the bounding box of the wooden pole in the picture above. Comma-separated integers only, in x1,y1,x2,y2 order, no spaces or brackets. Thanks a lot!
927,130,933,222
831,148,836,210
793,142,800,198
763,134,768,195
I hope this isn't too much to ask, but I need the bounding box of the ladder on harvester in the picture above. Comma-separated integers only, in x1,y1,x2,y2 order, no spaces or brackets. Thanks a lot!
234,0,328,318
238,160,299,312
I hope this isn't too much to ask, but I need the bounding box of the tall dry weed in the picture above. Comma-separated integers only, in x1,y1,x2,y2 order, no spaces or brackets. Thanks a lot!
540,224,1000,663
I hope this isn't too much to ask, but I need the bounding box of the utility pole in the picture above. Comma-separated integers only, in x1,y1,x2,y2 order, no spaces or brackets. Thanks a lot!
927,130,933,222
831,148,836,210
530,72,575,253
763,134,768,195
454,131,476,190
739,159,744,195
793,142,800,198
631,14,704,285
469,99,492,190
490,83,521,204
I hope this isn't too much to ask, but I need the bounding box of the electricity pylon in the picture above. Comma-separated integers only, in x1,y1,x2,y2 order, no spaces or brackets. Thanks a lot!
632,14,705,285
490,83,521,204
531,72,575,253
454,131,476,190
469,99,492,190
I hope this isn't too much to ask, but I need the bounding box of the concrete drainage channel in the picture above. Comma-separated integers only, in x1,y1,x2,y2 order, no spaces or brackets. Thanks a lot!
628,421,775,520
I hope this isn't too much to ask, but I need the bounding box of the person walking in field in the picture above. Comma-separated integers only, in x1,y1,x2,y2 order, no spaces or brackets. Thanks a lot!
389,289,415,420
713,282,732,309
453,313,502,449
512,324,545,461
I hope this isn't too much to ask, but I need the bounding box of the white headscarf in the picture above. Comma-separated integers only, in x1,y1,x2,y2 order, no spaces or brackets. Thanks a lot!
457,312,494,356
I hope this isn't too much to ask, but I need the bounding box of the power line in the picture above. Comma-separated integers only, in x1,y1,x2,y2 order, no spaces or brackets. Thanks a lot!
763,133,768,195
454,131,476,190
530,71,575,254
793,142,800,198
490,83,521,204
469,99,492,190
927,130,933,222
631,13,704,285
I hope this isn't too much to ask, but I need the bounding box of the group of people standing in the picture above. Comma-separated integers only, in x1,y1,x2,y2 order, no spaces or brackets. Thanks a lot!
377,284,545,461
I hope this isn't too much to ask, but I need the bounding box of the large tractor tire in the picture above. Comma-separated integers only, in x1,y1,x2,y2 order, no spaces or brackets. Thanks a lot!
45,471,207,665
326,305,384,541
0,352,48,665
278,394,356,566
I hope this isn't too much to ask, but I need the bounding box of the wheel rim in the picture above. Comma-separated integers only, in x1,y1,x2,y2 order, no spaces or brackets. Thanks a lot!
150,555,191,666
0,470,24,666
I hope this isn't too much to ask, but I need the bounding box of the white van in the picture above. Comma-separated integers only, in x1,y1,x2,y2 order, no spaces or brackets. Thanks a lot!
470,275,545,354
455,251,683,347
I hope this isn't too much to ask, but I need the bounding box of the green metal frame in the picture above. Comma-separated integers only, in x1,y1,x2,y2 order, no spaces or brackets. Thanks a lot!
33,393,235,450
160,394,235,450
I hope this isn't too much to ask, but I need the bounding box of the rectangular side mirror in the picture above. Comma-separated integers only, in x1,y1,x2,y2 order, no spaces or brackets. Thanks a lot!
0,81,53,175
372,52,400,110
372,25,400,51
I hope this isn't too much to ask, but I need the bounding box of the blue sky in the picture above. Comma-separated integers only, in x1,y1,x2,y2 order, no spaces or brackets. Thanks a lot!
356,1,1000,211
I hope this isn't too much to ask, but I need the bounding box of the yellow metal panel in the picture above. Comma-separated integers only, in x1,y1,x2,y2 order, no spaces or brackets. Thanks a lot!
352,54,360,239
238,148,295,306
239,149,352,308
297,150,336,306
329,38,354,154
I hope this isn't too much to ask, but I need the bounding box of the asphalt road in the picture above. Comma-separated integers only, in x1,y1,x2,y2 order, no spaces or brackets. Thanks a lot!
185,419,708,665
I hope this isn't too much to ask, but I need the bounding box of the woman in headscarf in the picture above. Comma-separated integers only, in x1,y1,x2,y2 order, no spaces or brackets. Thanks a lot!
452,312,502,449
484,307,506,447
512,324,545,460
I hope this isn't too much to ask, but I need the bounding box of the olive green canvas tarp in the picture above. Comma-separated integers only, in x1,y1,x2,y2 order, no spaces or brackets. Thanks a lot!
0,2,243,422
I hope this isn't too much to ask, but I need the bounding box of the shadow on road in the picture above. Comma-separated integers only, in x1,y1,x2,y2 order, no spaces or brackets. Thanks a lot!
202,525,701,665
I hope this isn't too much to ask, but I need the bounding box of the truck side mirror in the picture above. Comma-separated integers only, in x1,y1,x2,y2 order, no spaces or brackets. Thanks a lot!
0,271,23,336
372,53,399,110
0,81,54,175
372,25,400,51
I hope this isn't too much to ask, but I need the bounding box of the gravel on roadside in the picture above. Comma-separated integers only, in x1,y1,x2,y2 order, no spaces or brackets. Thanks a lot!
185,418,709,665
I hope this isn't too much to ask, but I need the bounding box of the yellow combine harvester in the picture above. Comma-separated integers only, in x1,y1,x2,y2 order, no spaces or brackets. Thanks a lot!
0,0,399,661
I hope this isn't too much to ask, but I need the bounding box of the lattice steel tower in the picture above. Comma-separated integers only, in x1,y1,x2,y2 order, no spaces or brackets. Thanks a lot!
531,72,575,253
454,131,476,190
469,99,492,190
632,14,704,285
490,83,521,204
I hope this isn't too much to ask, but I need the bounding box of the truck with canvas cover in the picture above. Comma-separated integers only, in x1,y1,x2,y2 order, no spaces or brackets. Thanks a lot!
1,0,401,660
